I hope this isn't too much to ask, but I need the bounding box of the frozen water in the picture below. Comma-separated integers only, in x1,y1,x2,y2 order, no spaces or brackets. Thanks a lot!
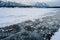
0,8,58,27
0,8,60,40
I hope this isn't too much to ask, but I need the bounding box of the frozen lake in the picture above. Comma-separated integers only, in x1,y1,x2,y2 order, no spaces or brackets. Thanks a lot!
0,8,58,27
0,8,60,40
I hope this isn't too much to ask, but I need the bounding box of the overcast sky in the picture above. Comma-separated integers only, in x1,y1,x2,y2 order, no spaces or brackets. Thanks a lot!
3,0,60,6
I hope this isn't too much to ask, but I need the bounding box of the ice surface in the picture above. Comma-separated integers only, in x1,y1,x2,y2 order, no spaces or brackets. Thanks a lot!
0,8,60,40
0,8,57,27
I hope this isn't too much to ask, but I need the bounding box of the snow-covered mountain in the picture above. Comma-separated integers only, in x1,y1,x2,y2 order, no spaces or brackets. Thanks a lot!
35,2,49,8
0,0,49,8
0,1,25,7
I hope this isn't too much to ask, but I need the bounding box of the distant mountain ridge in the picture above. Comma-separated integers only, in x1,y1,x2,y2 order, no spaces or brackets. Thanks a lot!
1,1,60,8
0,1,25,7
0,1,49,8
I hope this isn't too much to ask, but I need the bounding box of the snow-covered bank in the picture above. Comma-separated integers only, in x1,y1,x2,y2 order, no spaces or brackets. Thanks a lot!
0,8,58,27
51,28,60,40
